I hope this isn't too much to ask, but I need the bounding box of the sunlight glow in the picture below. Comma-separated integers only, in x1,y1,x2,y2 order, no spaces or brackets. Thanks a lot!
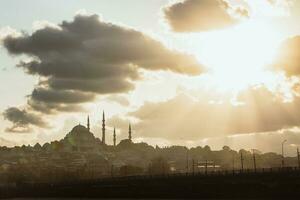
193,20,284,92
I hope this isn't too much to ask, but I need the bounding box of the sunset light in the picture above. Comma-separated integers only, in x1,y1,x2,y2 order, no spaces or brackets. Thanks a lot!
194,20,284,91
2,0,300,198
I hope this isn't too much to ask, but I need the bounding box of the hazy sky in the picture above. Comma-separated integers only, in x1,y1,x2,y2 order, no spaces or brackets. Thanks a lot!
1,0,300,155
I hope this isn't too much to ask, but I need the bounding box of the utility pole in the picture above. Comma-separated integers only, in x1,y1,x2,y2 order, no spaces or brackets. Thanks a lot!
240,152,244,172
205,160,208,175
111,164,114,177
102,111,106,145
213,162,216,172
297,148,300,169
232,153,235,172
192,159,195,175
186,149,189,174
282,140,287,169
252,149,257,173
113,127,116,147
87,115,90,131
148,163,151,175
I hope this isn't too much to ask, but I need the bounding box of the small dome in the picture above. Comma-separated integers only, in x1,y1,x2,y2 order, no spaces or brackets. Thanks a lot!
118,139,133,148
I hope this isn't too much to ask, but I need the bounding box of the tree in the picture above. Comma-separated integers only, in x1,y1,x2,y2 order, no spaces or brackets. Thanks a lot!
149,157,170,175
119,165,143,176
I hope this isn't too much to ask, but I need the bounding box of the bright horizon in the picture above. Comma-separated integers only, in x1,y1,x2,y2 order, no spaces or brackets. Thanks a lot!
1,0,300,156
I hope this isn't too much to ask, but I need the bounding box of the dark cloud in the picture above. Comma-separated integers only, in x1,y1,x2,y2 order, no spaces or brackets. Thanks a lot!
27,98,86,114
2,14,204,116
25,88,94,114
31,88,95,104
46,77,135,94
112,86,300,140
2,107,48,133
273,36,300,76
163,0,249,32
3,14,203,80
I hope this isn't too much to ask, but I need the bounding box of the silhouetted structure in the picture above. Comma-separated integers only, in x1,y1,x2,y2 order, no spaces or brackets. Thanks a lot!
240,151,244,172
128,123,132,141
102,111,106,145
87,115,90,132
297,148,300,169
113,127,116,147
281,139,287,168
63,124,102,152
1,111,300,194
252,149,257,172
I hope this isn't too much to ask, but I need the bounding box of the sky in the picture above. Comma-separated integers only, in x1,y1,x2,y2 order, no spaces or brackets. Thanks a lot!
1,0,300,156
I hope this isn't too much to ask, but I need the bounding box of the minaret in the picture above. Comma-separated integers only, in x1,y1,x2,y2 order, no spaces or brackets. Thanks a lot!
102,111,106,144
87,115,90,131
128,123,132,142
113,127,116,147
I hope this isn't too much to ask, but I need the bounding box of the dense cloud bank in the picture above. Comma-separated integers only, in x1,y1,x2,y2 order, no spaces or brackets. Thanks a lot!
2,14,204,132
163,0,248,32
3,14,203,86
108,86,300,140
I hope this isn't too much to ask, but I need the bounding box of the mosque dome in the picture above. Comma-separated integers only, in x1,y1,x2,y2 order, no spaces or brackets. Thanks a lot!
71,124,89,134
62,124,101,152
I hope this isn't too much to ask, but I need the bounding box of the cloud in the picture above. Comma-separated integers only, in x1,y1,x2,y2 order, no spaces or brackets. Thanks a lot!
273,36,300,76
244,0,292,17
105,95,130,106
107,115,130,134
2,14,204,116
31,88,95,104
163,0,248,32
2,107,48,133
266,0,292,9
111,86,300,141
0,26,21,43
3,14,203,79
26,88,94,114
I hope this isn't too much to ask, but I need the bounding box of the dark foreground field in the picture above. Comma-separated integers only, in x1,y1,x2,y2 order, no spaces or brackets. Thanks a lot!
1,169,300,199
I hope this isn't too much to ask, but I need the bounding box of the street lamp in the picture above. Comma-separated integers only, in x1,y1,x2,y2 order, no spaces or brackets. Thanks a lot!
297,147,300,169
281,140,287,168
251,149,257,173
186,148,189,174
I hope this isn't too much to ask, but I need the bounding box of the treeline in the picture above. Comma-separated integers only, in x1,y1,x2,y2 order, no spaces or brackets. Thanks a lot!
0,143,299,185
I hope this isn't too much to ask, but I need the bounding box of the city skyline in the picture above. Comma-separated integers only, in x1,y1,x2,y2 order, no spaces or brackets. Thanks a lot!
2,0,300,156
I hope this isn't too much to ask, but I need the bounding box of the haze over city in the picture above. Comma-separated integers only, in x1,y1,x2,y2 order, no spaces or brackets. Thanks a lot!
1,0,300,156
